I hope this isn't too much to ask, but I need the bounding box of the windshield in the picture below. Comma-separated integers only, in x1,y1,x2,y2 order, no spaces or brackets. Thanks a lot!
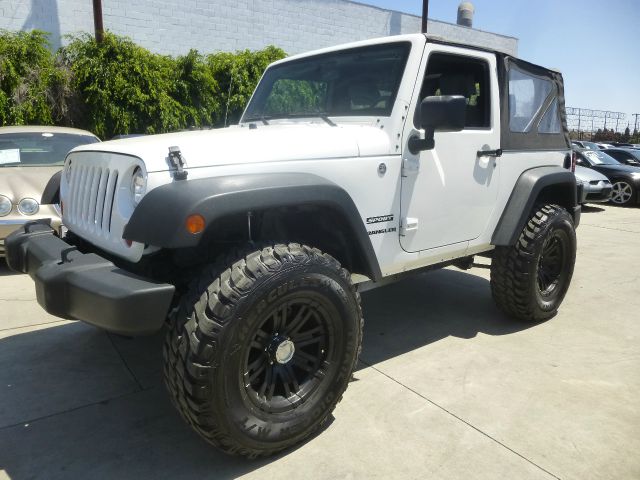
242,42,411,122
582,149,620,165
580,141,601,150
0,131,98,167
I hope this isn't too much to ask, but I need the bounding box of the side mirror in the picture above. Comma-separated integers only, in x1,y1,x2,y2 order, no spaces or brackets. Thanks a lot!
408,95,467,154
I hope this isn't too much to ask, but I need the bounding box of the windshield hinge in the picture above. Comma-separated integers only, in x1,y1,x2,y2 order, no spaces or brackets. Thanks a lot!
168,146,188,180
402,157,420,177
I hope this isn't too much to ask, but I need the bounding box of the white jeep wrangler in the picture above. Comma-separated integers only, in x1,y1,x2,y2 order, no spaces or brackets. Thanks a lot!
7,34,579,457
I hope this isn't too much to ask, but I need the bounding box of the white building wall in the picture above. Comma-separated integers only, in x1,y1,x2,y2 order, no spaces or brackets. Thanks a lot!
0,0,517,56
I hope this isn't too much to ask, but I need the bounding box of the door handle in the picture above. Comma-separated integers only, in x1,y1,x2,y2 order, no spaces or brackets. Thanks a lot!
477,148,502,157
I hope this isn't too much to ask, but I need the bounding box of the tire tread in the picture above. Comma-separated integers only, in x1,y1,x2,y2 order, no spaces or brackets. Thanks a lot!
163,243,363,458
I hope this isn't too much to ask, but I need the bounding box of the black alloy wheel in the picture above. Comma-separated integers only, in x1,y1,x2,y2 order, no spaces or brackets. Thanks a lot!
243,296,335,414
536,231,570,298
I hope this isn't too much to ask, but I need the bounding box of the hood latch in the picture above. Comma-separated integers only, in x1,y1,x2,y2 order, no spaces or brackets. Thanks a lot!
168,146,188,180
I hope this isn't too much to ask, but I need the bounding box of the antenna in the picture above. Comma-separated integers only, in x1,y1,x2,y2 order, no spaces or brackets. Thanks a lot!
224,72,234,128
422,0,429,33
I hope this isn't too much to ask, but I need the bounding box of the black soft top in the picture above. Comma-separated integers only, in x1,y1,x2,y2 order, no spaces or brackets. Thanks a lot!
426,36,570,151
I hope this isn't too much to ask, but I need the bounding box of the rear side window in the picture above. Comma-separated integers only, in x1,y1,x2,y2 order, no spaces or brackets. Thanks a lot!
508,67,557,133
538,98,562,133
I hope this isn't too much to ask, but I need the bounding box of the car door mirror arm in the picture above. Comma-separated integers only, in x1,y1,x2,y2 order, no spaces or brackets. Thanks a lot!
408,127,435,155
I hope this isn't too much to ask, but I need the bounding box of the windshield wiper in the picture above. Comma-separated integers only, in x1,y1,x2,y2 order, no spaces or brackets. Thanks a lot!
245,113,337,127
243,116,269,125
319,115,337,127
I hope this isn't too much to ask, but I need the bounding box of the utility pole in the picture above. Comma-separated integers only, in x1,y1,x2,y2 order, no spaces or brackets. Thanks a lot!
93,0,104,43
422,0,429,33
577,108,581,139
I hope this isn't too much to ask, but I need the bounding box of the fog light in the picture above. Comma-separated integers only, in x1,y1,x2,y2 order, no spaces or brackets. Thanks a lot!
186,214,205,234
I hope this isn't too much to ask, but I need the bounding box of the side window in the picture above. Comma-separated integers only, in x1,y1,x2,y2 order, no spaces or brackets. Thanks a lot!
508,66,556,133
606,150,635,162
417,53,491,129
538,98,562,133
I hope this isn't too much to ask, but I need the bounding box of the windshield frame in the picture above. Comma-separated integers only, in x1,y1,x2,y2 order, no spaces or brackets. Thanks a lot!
241,41,412,123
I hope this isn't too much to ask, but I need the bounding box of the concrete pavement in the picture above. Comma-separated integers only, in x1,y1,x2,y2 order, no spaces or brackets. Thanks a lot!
0,204,638,479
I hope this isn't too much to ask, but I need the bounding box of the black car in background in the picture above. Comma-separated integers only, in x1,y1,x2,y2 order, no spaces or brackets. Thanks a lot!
574,148,640,206
604,148,640,167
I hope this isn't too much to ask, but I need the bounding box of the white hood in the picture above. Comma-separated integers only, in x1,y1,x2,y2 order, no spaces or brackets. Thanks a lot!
71,123,392,172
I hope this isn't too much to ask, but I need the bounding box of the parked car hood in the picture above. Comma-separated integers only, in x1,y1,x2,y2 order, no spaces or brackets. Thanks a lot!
591,163,640,175
69,124,392,172
574,165,609,182
0,166,60,203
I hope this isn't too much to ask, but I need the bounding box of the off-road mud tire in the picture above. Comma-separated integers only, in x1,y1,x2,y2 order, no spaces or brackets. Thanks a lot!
491,204,576,322
163,243,363,458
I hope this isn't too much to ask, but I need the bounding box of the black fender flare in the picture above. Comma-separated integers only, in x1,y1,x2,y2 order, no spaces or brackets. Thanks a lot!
123,172,382,281
492,166,579,246
41,171,62,205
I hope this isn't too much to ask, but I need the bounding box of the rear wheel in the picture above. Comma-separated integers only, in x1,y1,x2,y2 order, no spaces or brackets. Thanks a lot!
163,243,363,458
610,181,635,206
490,204,576,322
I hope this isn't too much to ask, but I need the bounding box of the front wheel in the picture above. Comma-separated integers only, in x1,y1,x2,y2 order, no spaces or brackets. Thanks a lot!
163,244,363,458
490,204,576,322
610,181,636,206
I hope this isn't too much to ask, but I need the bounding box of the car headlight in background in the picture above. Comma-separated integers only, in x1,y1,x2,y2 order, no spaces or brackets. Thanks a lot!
0,195,11,217
131,167,146,204
17,198,39,216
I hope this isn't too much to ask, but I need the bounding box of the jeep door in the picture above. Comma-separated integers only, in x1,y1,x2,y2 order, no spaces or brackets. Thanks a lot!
400,46,500,252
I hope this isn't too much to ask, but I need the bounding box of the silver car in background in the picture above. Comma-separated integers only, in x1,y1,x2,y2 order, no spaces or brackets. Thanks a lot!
574,165,612,204
0,126,99,256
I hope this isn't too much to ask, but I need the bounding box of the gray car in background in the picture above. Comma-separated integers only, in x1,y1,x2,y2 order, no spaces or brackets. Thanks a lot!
574,165,612,204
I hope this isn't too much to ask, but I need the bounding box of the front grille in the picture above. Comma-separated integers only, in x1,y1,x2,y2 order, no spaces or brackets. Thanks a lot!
586,187,612,201
67,164,119,234
62,151,145,262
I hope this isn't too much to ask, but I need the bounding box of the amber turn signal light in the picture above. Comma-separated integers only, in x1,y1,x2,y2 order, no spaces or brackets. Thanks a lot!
186,214,205,234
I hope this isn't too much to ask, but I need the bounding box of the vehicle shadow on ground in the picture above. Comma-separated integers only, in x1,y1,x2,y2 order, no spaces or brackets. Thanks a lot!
0,261,20,276
581,205,606,213
0,268,536,479
357,268,534,368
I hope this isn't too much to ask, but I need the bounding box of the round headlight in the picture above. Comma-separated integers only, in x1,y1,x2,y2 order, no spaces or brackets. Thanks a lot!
131,167,146,204
0,195,11,217
18,198,39,216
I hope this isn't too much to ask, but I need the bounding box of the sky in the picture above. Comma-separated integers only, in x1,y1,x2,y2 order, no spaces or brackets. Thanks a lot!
356,0,640,131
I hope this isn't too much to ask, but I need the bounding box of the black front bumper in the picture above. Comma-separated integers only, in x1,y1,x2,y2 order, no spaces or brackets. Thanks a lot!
5,221,175,336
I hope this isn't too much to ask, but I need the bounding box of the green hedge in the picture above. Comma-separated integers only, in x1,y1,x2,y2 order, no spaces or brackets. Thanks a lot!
0,30,286,138
0,30,71,126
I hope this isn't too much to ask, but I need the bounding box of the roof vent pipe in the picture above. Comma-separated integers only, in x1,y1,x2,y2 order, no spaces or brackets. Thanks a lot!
457,2,474,27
